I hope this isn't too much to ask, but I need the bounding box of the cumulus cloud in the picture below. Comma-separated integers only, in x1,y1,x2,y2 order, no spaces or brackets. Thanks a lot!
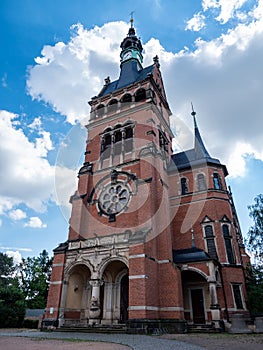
27,22,129,124
202,0,248,24
185,12,206,31
9,209,27,221
6,250,22,265
0,110,55,214
24,216,47,228
26,4,263,178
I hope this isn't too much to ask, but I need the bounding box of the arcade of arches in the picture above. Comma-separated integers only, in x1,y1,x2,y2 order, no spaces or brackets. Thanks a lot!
60,260,128,326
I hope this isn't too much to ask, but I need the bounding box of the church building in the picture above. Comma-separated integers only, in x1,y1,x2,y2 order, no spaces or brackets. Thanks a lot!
43,20,250,332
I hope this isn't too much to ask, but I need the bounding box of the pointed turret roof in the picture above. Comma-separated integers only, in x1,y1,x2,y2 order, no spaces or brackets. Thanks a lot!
191,104,211,159
168,106,228,175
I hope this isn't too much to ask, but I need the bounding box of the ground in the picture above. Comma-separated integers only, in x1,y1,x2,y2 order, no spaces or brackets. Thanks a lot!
162,333,263,350
1,329,263,350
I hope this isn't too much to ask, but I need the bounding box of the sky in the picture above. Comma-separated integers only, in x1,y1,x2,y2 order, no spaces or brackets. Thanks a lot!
0,0,263,264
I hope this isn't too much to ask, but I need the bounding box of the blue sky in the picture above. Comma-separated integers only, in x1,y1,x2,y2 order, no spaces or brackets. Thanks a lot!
1,0,263,263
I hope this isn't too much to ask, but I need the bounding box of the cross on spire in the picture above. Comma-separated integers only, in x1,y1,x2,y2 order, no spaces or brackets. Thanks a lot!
130,11,134,28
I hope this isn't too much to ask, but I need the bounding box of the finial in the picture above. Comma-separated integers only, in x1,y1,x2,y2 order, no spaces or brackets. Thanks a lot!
191,102,197,128
153,55,160,68
130,11,135,28
104,76,111,85
191,227,196,248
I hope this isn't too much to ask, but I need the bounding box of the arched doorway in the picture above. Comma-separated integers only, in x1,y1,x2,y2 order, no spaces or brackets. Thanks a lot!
63,264,91,326
181,270,209,324
101,260,128,324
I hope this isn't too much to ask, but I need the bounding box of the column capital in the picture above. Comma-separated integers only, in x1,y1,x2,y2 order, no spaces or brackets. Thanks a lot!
89,279,104,288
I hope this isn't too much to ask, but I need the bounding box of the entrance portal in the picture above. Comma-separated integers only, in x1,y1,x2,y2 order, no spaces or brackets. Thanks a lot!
101,260,128,324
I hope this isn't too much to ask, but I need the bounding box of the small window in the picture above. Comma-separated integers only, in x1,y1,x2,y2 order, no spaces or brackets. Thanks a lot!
204,225,218,260
197,173,206,191
135,88,146,102
124,125,133,152
121,93,132,104
232,284,244,309
108,99,118,113
181,178,188,195
96,104,105,117
114,128,122,156
213,173,222,190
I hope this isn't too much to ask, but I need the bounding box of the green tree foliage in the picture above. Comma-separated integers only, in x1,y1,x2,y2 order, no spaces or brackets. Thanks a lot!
245,194,263,314
246,194,263,261
246,264,263,314
18,250,52,309
0,252,25,327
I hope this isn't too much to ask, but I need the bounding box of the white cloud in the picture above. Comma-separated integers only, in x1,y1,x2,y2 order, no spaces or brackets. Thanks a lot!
27,22,129,124
202,0,249,24
24,216,47,228
9,209,27,221
6,250,22,265
0,110,55,214
185,12,206,31
28,116,42,130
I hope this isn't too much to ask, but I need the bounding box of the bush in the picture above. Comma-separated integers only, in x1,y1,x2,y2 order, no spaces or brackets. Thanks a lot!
23,319,39,329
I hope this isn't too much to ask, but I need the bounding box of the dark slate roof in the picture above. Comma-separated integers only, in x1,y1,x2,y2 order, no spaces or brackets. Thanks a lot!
168,117,228,175
168,149,222,172
98,63,154,97
173,247,211,264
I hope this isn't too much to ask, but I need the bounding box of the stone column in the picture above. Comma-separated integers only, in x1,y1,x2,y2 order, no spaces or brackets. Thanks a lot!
58,280,68,327
209,282,221,327
89,279,103,325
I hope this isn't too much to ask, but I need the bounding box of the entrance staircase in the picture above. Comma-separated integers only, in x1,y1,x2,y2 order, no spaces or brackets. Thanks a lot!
57,324,127,333
187,323,221,333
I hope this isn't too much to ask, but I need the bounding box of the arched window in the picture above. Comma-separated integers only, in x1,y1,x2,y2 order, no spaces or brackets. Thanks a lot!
101,128,112,159
121,93,132,104
222,224,235,264
197,173,206,191
108,99,118,114
204,225,218,260
135,88,146,102
181,178,188,195
213,173,222,190
96,104,105,117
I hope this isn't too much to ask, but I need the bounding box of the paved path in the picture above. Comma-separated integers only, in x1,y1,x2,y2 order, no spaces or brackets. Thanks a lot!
0,330,205,350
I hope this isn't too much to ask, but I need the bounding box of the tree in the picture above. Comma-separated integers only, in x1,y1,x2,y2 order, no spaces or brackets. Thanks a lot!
0,252,25,327
18,250,52,309
246,194,263,261
245,194,263,314
246,264,263,314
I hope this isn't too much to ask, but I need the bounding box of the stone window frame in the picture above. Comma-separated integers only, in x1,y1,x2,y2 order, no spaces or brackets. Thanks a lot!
231,283,245,310
202,223,218,260
100,121,135,159
180,177,189,195
196,172,207,192
222,223,236,265
213,172,222,190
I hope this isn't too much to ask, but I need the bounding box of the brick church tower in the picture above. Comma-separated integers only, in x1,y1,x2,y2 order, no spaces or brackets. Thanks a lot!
44,20,250,332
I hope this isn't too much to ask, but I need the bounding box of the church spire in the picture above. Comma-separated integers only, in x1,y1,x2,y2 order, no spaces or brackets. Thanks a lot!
191,103,211,159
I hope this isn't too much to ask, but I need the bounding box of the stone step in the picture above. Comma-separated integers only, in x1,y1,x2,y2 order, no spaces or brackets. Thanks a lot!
57,324,127,334
187,324,218,333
